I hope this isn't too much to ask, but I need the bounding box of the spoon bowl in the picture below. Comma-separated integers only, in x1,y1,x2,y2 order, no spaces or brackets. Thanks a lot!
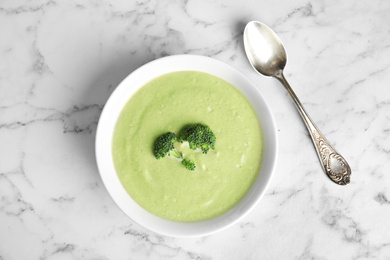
243,21,351,185
244,21,286,77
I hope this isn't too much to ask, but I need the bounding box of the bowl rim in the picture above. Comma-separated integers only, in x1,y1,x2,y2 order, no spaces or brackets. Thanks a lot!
95,54,278,237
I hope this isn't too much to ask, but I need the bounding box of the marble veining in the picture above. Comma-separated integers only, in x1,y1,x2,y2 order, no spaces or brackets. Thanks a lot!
1,0,390,259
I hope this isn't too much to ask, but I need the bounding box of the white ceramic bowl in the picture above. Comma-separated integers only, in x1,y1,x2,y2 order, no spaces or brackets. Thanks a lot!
96,54,277,237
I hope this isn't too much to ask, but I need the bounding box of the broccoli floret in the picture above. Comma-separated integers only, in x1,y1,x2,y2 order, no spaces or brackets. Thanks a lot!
178,124,216,154
154,132,180,159
154,132,196,171
182,159,196,171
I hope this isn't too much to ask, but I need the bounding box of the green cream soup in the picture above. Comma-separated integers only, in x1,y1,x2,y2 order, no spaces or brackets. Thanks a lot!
112,71,263,222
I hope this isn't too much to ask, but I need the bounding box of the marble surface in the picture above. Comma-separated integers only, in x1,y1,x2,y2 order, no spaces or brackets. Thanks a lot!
1,0,390,259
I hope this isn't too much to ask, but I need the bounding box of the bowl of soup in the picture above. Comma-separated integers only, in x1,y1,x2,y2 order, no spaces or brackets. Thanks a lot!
96,54,277,237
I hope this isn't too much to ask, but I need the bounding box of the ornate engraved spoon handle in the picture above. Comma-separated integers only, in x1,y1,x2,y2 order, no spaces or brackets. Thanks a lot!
276,72,351,185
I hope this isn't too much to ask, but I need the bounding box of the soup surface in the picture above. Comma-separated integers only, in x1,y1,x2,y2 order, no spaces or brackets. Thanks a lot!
112,71,263,222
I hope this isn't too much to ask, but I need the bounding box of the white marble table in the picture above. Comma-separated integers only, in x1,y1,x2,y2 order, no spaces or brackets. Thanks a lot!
1,0,390,259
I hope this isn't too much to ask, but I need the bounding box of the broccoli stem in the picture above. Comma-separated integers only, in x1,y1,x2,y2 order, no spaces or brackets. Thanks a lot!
168,149,181,159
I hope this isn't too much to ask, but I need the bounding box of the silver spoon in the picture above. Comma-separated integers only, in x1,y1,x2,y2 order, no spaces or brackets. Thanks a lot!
243,21,351,185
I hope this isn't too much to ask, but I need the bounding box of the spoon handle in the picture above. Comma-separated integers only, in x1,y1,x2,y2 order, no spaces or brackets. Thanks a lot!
275,72,351,185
